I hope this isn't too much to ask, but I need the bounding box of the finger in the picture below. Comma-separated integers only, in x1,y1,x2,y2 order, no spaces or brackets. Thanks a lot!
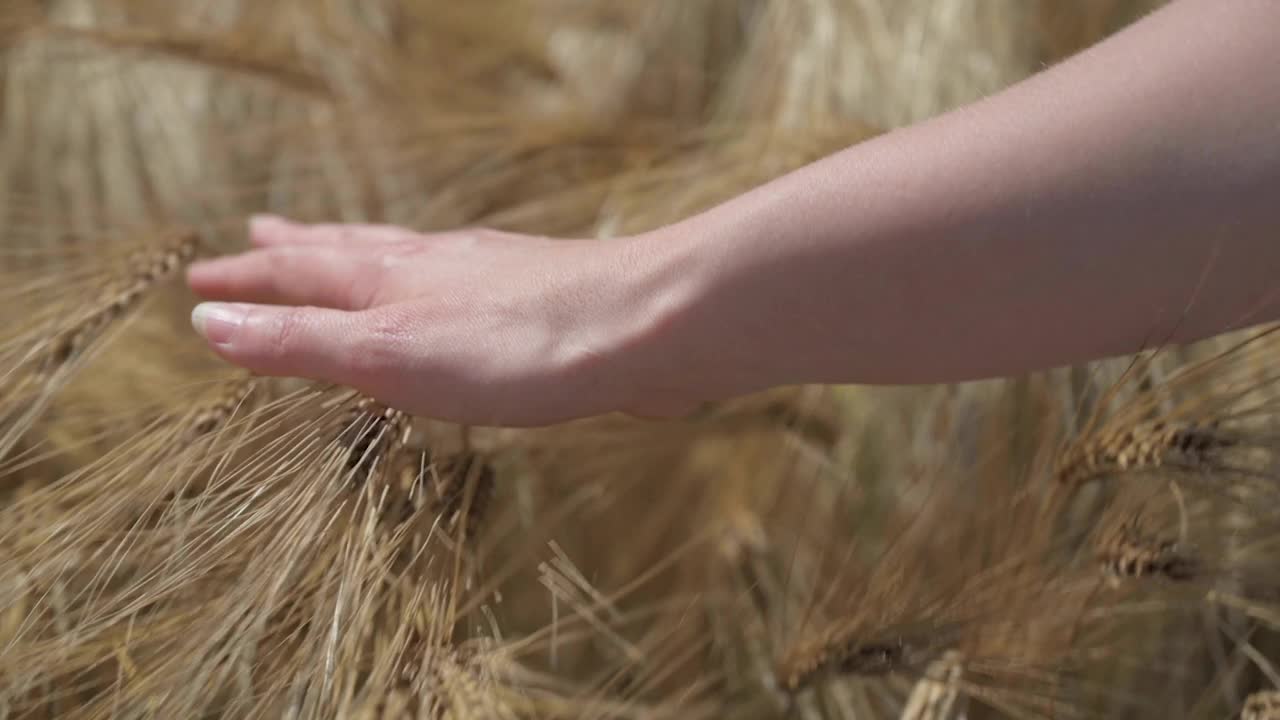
250,214,416,249
190,302,407,392
186,245,385,310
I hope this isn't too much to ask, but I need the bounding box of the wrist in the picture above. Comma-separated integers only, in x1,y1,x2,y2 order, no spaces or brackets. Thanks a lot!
591,223,767,419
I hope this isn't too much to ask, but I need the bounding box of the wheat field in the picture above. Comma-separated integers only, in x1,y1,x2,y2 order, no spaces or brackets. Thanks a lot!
2,1,1279,718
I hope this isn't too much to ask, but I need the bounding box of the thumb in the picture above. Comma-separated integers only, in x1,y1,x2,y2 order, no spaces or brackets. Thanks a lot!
191,302,402,390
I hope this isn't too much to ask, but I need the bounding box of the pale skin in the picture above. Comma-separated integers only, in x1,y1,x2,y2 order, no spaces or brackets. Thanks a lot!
188,0,1280,428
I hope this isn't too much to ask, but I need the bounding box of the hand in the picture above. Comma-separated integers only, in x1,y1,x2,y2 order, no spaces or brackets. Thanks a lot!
187,216,704,426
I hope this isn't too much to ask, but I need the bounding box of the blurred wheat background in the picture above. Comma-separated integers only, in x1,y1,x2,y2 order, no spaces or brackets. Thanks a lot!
3,1,1279,718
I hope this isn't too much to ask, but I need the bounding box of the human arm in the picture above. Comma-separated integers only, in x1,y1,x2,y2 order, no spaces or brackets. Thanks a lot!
188,0,1280,427
640,0,1280,395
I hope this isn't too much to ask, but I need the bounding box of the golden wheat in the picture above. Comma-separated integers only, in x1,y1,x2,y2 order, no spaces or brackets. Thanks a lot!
8,1,1280,719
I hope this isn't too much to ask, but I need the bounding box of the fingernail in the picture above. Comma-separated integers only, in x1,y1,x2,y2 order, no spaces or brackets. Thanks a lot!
192,303,245,346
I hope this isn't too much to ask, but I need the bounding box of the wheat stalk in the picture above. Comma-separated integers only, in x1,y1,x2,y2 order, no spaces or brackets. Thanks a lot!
0,231,200,462
1244,691,1280,720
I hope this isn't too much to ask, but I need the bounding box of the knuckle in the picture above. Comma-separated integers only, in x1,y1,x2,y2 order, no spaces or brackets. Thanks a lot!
265,307,307,360
347,260,387,308
265,247,296,284
348,309,413,377
266,246,293,269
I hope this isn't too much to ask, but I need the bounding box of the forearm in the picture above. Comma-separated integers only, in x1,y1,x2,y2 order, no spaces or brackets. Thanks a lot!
625,0,1280,401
